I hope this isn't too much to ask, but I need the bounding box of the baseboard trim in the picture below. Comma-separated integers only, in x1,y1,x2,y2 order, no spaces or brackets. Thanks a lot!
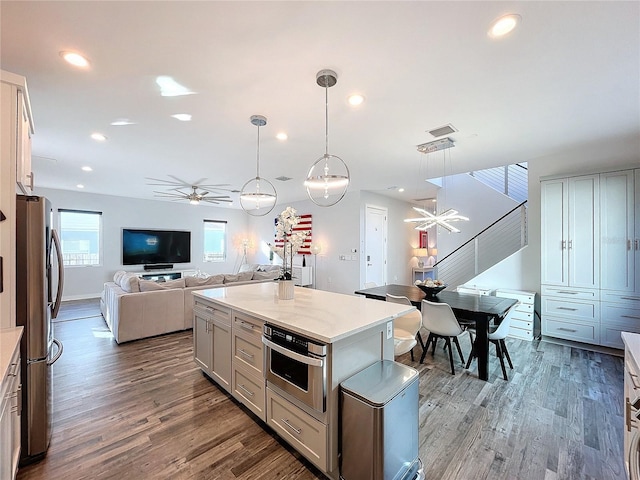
62,294,102,302
541,335,623,357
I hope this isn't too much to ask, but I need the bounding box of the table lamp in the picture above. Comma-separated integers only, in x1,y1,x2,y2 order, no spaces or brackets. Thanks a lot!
414,248,428,268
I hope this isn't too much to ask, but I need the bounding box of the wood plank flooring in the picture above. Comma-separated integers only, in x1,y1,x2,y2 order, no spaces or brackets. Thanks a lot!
17,300,626,480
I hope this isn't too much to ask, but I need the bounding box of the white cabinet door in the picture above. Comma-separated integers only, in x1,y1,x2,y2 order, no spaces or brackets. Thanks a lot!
601,170,635,292
541,179,568,285
16,90,32,194
193,313,212,372
568,175,599,289
211,319,231,392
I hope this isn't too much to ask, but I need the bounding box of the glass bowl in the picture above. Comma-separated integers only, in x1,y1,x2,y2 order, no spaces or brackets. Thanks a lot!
416,283,447,297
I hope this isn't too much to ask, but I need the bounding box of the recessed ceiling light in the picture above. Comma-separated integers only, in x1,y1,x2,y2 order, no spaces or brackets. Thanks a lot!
90,133,107,141
81,166,93,172
488,13,521,38
348,94,365,106
110,118,136,126
276,132,288,141
156,76,196,97
398,188,405,193
60,51,90,68
76,184,85,189
171,114,192,122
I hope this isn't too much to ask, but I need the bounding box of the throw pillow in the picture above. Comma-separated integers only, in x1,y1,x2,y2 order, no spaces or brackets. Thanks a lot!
113,270,126,284
237,271,254,281
223,274,239,284
238,263,258,273
184,275,224,287
119,273,140,293
139,278,185,292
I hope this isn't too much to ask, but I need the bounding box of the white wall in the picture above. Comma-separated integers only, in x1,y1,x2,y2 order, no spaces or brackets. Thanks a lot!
38,187,252,300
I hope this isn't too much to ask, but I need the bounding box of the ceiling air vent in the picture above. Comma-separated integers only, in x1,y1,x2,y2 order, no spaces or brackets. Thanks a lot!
428,124,457,138
275,176,293,182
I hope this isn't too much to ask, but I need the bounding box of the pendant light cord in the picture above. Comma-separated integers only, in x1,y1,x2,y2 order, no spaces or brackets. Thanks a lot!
324,74,329,156
256,123,261,179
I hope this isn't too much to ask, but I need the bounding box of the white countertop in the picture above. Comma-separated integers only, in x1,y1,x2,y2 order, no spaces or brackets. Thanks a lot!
0,327,23,381
623,332,640,370
193,282,416,343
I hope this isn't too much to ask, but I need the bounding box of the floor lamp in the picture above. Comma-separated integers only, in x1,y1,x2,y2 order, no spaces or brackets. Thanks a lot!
310,243,321,289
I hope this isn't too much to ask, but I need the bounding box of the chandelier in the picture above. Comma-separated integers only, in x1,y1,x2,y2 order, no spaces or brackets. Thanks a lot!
404,138,468,233
304,69,350,207
240,115,277,216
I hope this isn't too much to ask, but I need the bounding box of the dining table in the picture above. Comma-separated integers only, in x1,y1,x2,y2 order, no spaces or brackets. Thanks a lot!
354,284,517,381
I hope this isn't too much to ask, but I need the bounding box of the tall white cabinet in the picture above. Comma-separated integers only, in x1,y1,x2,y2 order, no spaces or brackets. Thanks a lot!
0,70,34,330
541,168,640,348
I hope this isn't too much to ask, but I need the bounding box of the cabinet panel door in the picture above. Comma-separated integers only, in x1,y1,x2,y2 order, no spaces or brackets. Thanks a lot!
541,179,567,285
16,90,32,194
211,319,231,392
601,170,634,292
568,175,599,289
193,314,212,372
636,169,640,294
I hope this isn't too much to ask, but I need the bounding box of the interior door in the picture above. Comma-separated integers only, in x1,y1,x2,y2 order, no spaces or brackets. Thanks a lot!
365,205,387,287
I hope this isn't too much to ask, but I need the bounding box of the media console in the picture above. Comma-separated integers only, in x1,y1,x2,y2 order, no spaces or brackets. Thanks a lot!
134,269,197,282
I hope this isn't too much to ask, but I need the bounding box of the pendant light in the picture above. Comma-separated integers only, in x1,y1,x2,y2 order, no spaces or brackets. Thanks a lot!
304,69,350,207
240,115,277,216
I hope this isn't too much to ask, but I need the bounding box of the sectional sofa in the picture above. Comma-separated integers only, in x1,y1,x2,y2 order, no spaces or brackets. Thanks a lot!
100,265,280,343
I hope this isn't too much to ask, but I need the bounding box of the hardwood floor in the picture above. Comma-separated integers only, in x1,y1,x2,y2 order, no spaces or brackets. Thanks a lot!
17,300,626,480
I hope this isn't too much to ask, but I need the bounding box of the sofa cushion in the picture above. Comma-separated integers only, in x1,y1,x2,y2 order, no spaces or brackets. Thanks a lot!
113,270,126,284
139,278,186,292
238,263,259,273
257,264,281,272
119,273,140,293
184,274,224,287
252,270,280,280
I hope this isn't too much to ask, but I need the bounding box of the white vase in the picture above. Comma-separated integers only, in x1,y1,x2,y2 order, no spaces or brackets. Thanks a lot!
278,280,295,300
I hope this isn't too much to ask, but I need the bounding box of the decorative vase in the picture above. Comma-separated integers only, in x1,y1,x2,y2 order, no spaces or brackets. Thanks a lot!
278,280,295,300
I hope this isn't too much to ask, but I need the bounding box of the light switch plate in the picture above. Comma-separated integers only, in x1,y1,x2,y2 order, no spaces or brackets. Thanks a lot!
386,321,393,339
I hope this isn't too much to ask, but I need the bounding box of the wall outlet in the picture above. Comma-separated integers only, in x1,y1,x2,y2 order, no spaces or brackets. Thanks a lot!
386,321,393,340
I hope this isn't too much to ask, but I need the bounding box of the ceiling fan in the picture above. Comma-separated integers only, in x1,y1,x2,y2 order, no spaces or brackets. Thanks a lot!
146,175,237,205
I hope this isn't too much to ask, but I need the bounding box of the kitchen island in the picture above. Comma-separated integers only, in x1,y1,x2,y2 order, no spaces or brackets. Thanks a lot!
192,282,415,480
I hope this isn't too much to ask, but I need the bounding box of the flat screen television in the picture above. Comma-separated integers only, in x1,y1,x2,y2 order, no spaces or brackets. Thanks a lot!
122,228,191,266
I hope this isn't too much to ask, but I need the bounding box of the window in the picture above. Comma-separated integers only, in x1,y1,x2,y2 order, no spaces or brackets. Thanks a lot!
204,220,226,262
58,209,102,266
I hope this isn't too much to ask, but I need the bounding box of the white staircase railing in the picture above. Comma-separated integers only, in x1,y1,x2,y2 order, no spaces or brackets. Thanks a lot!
469,162,528,203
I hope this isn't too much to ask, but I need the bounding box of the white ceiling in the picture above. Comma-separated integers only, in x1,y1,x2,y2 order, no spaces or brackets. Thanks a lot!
1,1,638,207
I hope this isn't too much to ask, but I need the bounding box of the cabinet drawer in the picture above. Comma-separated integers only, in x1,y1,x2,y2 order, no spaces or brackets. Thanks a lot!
233,334,263,376
515,303,534,314
601,324,636,350
508,326,532,340
543,316,599,344
194,301,231,325
512,311,533,323
542,297,599,321
233,312,264,343
232,366,265,421
601,291,640,306
601,303,640,330
495,289,535,305
511,318,533,331
542,285,599,301
266,388,327,472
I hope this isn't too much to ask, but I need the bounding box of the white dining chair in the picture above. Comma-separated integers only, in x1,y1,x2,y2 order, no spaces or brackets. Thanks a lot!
386,294,423,361
465,303,518,380
364,282,378,288
420,299,466,375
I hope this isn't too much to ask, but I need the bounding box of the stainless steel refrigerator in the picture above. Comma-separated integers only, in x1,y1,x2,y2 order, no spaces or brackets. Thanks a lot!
16,195,64,464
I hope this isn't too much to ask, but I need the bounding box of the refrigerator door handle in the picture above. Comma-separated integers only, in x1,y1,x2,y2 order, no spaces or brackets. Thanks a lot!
47,338,63,366
51,228,64,319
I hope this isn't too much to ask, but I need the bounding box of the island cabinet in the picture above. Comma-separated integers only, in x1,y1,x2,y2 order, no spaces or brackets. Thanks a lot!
622,332,640,478
192,283,412,480
1,327,23,480
193,299,231,392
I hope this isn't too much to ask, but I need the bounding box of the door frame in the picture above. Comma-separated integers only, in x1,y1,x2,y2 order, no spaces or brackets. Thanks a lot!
364,204,388,287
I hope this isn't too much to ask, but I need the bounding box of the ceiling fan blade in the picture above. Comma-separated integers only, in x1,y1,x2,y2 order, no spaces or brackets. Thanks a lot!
153,191,185,198
146,177,186,186
202,198,233,204
191,178,208,186
167,174,191,186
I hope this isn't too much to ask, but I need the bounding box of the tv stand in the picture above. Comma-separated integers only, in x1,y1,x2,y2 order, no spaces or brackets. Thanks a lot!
144,264,174,271
137,269,196,282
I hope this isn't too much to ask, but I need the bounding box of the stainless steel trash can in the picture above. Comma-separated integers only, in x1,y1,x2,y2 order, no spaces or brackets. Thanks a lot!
340,360,423,480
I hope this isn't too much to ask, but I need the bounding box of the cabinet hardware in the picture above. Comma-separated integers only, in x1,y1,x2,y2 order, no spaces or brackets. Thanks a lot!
238,349,254,360
623,315,640,320
282,418,302,435
635,239,639,251
568,239,573,249
627,397,632,432
629,239,633,251
557,291,578,295
621,297,640,302
561,240,566,250
556,307,578,311
28,171,34,191
238,321,254,331
557,327,577,332
9,362,18,377
629,369,640,389
238,384,254,397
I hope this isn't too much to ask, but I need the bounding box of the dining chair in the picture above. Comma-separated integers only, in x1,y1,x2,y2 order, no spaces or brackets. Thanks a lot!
386,294,423,361
420,299,466,375
465,303,518,381
364,282,378,288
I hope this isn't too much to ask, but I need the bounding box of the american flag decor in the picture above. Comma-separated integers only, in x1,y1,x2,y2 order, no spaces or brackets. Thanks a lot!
274,214,312,255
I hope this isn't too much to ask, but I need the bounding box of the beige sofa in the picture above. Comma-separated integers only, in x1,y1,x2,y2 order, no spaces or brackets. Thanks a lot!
101,266,280,343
